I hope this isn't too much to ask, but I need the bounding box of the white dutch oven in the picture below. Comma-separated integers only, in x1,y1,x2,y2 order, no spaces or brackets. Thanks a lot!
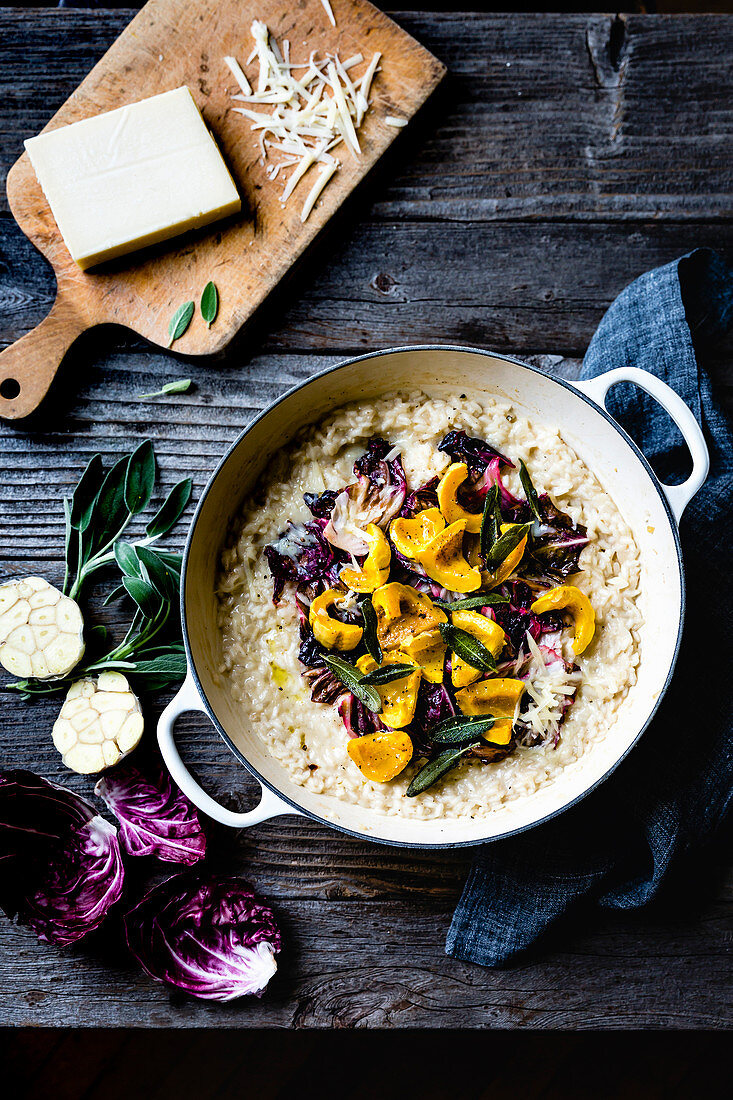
158,347,708,848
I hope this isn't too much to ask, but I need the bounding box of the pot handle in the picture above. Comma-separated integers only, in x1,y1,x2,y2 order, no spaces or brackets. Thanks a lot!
157,673,302,827
573,367,709,524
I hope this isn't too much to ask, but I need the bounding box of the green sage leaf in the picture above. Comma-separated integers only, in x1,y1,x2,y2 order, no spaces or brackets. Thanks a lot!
431,714,498,746
439,623,496,672
145,478,193,539
124,441,156,516
406,743,480,796
167,300,195,346
70,454,105,533
518,459,542,522
114,541,143,579
433,593,508,611
135,545,179,604
200,281,219,328
103,584,127,606
483,522,532,572
322,653,381,712
360,663,415,686
359,595,382,664
122,576,161,621
136,379,192,400
479,483,502,559
89,455,132,554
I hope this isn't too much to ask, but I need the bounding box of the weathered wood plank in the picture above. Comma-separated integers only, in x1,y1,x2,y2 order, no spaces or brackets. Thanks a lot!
3,215,733,359
0,890,730,1028
1,12,731,222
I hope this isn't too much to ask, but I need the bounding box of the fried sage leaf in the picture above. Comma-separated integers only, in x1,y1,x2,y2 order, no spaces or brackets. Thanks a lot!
518,459,542,522
439,623,496,673
479,483,502,558
359,595,382,664
430,714,499,746
483,522,532,571
321,653,381,712
433,593,508,611
406,743,481,796
360,663,415,686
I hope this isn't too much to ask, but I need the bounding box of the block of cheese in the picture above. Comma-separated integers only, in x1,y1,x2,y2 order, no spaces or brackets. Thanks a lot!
24,86,241,271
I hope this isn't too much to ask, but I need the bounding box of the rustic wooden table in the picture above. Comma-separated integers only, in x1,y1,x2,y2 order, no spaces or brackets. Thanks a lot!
1,8,731,1029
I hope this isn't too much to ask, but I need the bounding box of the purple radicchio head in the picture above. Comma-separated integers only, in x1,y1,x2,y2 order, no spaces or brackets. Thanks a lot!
125,870,282,1002
95,754,206,866
0,769,124,946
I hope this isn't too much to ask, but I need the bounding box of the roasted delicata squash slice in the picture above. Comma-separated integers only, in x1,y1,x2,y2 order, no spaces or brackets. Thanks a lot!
437,462,482,533
309,588,363,651
449,610,507,689
357,652,421,728
340,524,391,593
417,519,482,593
400,627,447,684
52,672,144,774
390,508,445,560
485,523,529,587
371,582,447,651
0,576,85,680
455,677,526,744
530,584,595,655
347,728,414,783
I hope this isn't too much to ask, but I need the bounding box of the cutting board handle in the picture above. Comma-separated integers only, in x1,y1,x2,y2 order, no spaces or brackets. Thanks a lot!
0,293,87,420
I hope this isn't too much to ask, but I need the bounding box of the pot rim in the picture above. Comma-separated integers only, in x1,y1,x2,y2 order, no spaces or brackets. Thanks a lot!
180,344,685,849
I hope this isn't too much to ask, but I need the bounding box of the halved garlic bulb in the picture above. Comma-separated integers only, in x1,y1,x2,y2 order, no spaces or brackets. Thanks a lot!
0,576,85,679
52,672,144,774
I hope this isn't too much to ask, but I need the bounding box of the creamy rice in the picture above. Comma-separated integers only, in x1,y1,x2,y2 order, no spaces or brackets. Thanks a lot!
217,391,642,820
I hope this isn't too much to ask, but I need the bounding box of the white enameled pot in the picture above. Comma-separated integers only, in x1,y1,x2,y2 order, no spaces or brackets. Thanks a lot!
158,347,708,848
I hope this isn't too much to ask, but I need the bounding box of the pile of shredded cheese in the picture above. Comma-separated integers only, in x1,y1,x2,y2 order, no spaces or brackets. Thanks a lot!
224,21,391,223
521,633,582,741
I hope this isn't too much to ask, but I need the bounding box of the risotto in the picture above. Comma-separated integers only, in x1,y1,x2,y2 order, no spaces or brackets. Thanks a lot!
217,391,642,820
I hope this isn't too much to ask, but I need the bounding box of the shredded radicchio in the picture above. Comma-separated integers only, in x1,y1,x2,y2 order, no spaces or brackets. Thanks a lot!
492,580,565,652
438,430,513,476
338,694,384,737
303,489,339,519
264,518,340,603
324,438,407,554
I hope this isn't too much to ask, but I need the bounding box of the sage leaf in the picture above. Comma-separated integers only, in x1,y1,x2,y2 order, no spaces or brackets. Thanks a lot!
114,541,143,579
122,577,161,621
479,483,502,559
167,300,195,346
200,281,219,328
431,714,498,746
360,663,415,686
63,497,79,596
70,454,105,533
145,478,193,539
124,441,156,516
518,459,542,522
136,378,192,400
359,595,382,664
103,584,127,606
135,545,179,603
153,549,183,575
406,743,480,796
483,522,532,572
322,653,381,712
433,593,509,611
439,623,496,672
89,454,132,554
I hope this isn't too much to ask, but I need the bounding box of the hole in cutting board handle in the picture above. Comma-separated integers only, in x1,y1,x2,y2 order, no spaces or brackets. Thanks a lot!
0,378,20,400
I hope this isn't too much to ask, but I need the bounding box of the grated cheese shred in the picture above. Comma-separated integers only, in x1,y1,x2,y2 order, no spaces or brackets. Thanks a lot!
521,632,582,742
224,21,386,221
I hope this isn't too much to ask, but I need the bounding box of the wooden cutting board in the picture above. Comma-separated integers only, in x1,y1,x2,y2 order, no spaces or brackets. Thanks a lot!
0,0,444,420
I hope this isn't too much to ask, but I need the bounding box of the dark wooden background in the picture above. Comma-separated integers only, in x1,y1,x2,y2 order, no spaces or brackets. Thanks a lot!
1,7,732,1035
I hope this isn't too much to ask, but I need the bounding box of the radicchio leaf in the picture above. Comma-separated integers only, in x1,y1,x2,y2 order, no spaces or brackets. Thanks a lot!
528,496,590,580
438,430,513,476
324,438,406,554
95,755,206,866
125,871,282,1002
303,489,339,519
492,580,565,651
0,769,124,946
264,519,337,603
338,693,385,736
401,477,439,518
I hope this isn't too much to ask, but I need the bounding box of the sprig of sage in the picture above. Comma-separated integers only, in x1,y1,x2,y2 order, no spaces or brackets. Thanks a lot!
62,443,192,601
322,654,381,712
439,623,496,673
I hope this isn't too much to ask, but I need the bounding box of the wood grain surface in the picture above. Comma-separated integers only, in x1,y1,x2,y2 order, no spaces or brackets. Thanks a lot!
0,0,444,418
0,8,732,1029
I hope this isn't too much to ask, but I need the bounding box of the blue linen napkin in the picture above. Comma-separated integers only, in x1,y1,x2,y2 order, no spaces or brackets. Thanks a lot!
447,248,733,967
